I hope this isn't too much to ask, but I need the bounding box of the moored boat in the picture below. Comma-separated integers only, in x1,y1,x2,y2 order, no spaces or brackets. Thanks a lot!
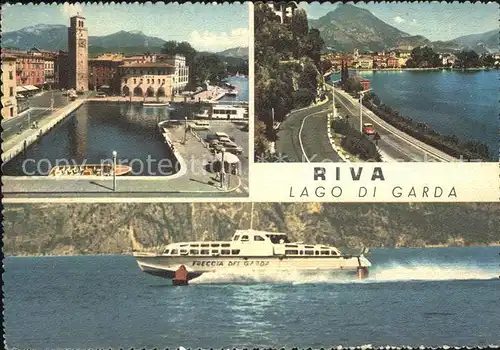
49,164,132,176
143,101,170,107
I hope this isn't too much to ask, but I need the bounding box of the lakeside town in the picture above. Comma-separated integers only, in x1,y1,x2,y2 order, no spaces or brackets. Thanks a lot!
255,2,498,163
1,4,250,198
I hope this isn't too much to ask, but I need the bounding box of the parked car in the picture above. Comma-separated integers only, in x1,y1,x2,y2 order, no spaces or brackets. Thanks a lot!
223,142,244,155
362,123,375,135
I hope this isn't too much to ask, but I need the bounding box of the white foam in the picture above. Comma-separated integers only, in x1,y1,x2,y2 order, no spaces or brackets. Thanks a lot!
189,263,496,285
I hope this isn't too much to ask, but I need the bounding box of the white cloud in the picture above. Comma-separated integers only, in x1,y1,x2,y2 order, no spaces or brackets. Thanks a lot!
61,3,84,18
393,16,406,24
189,27,249,52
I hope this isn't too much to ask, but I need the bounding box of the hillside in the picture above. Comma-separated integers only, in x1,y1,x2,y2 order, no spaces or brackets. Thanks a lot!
309,4,430,52
1,24,167,52
309,4,497,53
216,46,249,59
3,203,499,256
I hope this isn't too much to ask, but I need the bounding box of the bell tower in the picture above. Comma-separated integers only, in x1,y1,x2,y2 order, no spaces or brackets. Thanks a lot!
68,13,88,92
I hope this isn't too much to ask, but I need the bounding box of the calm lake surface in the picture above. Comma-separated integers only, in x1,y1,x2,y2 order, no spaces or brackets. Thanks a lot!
333,70,498,160
4,246,499,349
2,76,249,176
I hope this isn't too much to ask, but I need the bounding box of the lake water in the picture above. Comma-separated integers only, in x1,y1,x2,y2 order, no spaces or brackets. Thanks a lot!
331,70,498,160
4,246,499,349
2,76,248,176
220,75,249,102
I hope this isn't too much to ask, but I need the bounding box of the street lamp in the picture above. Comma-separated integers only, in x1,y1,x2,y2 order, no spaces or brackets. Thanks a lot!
330,79,341,119
183,116,188,144
112,150,117,192
359,88,372,132
220,147,226,189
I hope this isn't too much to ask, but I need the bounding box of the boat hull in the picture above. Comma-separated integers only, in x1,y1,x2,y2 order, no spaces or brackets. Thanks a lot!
135,254,370,281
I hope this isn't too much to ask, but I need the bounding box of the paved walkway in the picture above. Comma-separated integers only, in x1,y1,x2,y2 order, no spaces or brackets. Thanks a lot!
2,99,84,163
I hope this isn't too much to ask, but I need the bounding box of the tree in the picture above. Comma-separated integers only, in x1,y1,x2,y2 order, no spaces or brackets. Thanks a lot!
480,54,495,67
161,41,197,65
406,46,441,68
254,120,269,156
304,28,324,66
290,9,309,58
455,50,481,69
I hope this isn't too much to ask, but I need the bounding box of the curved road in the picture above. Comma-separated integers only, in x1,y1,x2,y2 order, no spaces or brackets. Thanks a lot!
276,87,454,163
276,92,343,162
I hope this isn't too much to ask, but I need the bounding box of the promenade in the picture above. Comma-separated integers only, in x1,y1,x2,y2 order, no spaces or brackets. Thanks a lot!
2,97,248,200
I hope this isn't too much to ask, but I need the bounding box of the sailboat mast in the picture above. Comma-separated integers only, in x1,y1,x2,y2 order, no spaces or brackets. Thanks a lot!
250,202,254,230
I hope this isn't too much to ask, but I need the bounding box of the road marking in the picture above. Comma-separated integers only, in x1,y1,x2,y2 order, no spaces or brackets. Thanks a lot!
298,110,330,162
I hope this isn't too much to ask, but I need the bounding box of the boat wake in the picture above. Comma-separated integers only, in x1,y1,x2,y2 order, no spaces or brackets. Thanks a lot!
189,263,496,285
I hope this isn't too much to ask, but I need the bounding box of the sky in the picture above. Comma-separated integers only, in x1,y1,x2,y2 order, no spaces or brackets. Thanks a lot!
300,2,498,41
1,3,249,52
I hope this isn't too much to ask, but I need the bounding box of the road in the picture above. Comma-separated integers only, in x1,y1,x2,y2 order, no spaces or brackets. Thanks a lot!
277,86,454,163
1,91,73,140
333,88,446,162
275,91,343,162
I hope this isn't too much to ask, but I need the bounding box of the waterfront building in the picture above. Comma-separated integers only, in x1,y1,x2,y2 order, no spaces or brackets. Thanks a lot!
442,53,457,67
68,13,89,92
119,62,175,97
43,53,56,89
89,54,124,91
7,49,45,87
56,50,70,89
155,54,189,94
1,54,18,118
268,2,297,24
359,58,373,69
387,57,400,68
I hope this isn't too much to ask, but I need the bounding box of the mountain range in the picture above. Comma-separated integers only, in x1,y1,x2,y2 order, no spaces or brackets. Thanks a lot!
1,24,248,57
3,202,499,256
309,4,498,53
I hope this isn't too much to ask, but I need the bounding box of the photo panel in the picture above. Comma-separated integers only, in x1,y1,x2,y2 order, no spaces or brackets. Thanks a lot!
3,201,500,348
1,2,251,200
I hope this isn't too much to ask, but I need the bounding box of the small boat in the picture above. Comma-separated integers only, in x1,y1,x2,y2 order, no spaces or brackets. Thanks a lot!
225,90,238,96
143,101,170,107
49,164,132,176
195,109,210,119
224,82,236,89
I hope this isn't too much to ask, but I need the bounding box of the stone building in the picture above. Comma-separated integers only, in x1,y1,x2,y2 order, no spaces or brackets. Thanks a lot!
1,54,18,118
68,13,89,92
268,2,298,24
119,62,175,97
88,54,124,91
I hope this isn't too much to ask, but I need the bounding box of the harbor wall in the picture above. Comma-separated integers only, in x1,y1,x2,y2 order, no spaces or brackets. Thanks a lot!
2,99,84,164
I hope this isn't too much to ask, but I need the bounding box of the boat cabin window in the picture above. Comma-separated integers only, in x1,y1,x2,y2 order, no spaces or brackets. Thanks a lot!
320,251,330,255
180,244,188,247
241,235,249,241
163,249,170,254
331,250,338,256
231,249,240,255
221,249,230,255
304,250,314,256
254,235,265,241
211,243,220,247
285,250,298,255
190,244,199,247
315,251,319,255
171,249,178,255
221,243,230,247
267,235,291,244
299,250,303,255
233,235,240,241
201,243,210,247
305,245,314,249
180,249,188,255
201,249,210,255
211,250,219,255
190,249,199,255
